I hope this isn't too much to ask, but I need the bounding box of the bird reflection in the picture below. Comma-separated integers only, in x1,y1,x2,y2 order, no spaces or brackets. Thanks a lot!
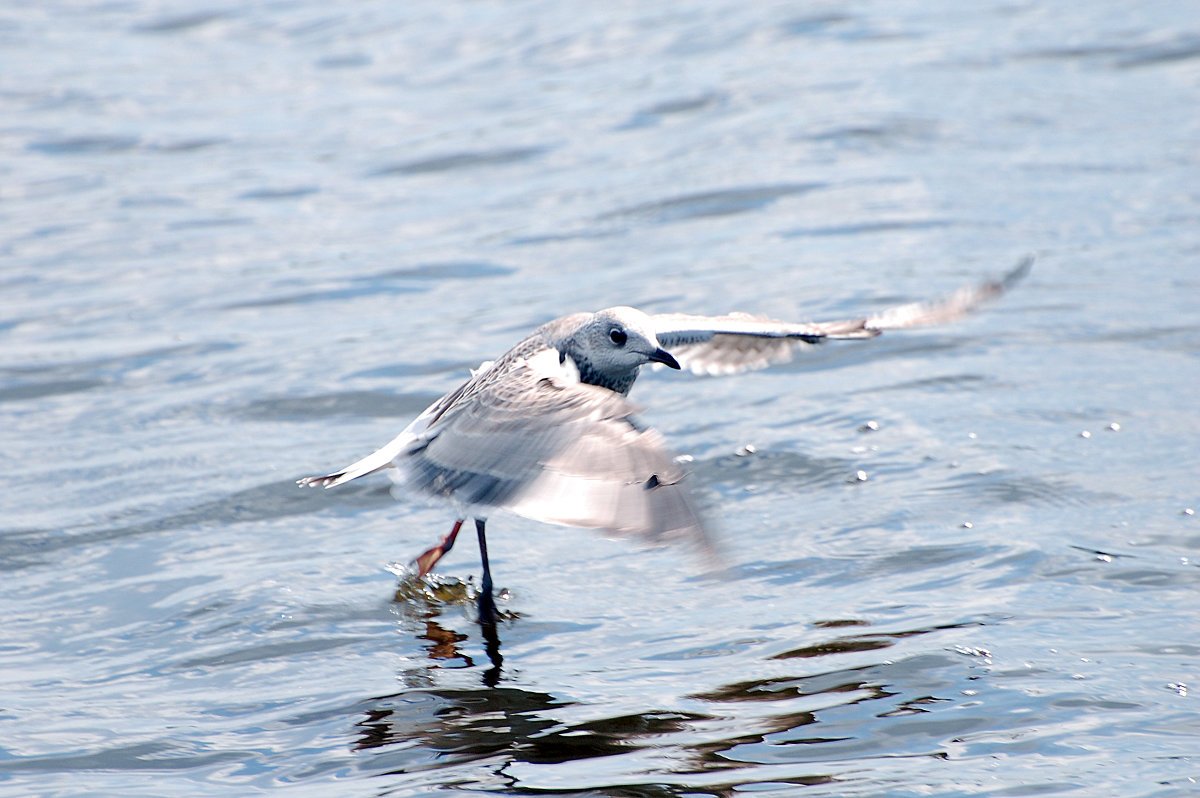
354,683,564,755
480,615,503,688
416,619,468,663
392,574,505,686
356,588,560,758
354,611,984,789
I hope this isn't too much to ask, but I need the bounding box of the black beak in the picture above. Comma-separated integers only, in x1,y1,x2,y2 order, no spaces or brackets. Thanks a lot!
650,347,681,370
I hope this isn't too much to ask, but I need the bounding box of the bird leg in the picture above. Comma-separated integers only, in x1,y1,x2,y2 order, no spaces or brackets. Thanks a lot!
413,519,464,577
475,518,498,625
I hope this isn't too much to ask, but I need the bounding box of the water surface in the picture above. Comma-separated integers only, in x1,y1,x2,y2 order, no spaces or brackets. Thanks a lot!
2,1,1198,796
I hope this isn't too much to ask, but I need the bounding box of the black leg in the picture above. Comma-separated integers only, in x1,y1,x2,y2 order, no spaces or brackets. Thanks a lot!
475,518,498,626
474,518,503,684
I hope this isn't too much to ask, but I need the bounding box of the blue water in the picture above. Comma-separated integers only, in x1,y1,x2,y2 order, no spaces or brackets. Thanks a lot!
2,1,1198,796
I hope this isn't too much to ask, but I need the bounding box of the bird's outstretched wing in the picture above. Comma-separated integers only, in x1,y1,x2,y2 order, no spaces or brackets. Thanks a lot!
653,255,1033,376
401,349,710,548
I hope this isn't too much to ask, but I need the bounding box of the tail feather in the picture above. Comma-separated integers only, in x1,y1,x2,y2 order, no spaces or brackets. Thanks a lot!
297,431,411,488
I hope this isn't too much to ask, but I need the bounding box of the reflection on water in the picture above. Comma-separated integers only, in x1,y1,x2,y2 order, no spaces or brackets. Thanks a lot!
391,575,507,686
357,588,991,792
766,618,984,661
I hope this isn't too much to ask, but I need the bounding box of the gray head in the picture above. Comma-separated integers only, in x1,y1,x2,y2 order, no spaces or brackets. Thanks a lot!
551,306,680,394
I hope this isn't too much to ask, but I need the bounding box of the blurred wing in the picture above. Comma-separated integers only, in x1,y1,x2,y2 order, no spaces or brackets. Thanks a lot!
862,253,1032,330
405,349,710,547
654,254,1033,376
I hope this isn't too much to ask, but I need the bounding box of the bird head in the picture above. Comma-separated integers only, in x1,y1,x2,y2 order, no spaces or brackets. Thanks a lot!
550,306,679,393
581,307,679,372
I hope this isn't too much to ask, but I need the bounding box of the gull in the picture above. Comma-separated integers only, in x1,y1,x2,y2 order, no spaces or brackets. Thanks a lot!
299,256,1032,622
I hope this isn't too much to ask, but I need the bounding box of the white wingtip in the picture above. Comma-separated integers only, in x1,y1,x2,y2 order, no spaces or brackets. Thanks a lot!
297,473,346,489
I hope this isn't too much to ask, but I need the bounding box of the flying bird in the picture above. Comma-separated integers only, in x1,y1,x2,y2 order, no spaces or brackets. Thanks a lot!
299,256,1032,622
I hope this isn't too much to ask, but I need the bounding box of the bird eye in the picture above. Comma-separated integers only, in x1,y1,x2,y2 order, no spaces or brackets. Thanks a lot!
609,328,627,346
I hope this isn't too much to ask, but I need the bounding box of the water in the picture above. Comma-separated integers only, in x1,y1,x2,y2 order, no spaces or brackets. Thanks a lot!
2,1,1198,795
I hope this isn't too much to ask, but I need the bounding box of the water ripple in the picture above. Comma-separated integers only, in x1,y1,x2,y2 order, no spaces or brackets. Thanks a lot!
369,147,550,177
595,183,825,225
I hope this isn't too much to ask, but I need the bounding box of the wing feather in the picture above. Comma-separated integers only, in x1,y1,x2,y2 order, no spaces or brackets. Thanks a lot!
653,255,1032,376
402,351,710,547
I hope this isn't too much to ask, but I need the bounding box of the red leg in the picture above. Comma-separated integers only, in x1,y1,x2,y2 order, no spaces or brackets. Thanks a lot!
413,519,464,577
